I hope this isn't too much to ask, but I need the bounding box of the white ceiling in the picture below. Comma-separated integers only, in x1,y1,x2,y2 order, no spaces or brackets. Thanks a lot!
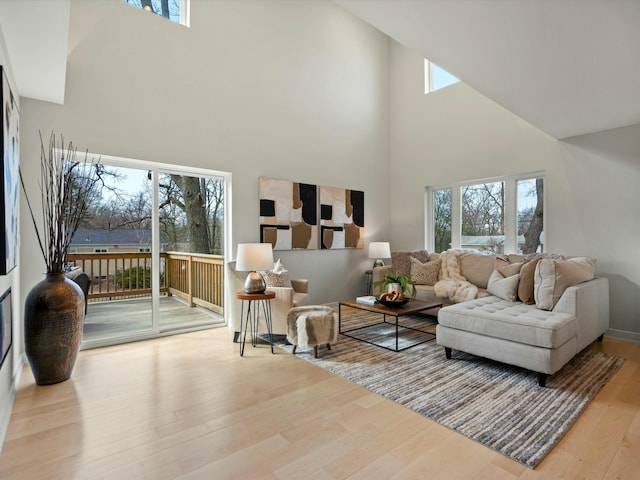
336,0,640,139
2,0,639,139
0,0,70,105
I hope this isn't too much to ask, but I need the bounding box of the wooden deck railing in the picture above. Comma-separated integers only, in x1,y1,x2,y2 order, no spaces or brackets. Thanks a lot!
66,252,225,314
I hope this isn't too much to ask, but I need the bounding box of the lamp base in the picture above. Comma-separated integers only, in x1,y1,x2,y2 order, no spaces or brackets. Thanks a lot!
372,259,385,268
244,271,267,294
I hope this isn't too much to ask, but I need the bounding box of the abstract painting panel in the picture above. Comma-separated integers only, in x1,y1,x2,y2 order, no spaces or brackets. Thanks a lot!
0,67,19,275
259,177,318,250
319,185,364,249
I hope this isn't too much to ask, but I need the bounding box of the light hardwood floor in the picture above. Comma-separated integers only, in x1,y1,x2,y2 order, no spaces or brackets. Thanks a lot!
1,325,638,479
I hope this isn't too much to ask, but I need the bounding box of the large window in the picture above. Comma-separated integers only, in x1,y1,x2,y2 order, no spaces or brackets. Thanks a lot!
429,174,545,255
122,0,190,26
424,59,460,93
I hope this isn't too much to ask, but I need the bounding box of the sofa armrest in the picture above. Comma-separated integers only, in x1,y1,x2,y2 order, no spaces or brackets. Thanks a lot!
291,279,308,294
553,277,609,350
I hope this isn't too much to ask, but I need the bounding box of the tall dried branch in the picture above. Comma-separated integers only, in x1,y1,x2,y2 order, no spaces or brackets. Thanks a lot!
20,132,104,273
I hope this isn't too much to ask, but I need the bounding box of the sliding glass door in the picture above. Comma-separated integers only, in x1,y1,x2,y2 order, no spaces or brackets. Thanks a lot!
67,157,229,349
157,171,226,333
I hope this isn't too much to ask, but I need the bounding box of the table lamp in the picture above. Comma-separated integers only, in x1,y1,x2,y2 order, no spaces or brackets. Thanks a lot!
368,241,391,268
236,243,274,293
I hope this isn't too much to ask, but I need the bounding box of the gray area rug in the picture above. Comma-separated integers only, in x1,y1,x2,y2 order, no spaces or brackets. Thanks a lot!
265,310,624,468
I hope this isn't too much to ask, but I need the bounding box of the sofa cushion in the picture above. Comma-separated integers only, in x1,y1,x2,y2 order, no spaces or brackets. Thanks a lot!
438,296,577,349
410,256,441,285
391,250,429,276
534,257,596,310
458,252,496,289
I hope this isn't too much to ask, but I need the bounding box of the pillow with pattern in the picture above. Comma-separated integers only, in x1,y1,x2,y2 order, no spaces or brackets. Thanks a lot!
391,250,429,276
410,256,441,285
261,259,292,287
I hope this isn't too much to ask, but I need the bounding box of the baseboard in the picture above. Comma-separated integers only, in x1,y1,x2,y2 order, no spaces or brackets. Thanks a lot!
0,359,23,456
606,328,640,343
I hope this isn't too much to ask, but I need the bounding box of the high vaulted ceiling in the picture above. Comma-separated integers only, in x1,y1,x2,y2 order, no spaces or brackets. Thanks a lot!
0,0,70,105
2,0,639,140
336,0,640,139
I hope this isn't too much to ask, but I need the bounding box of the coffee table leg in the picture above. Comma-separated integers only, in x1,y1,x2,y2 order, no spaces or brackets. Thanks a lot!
396,314,399,351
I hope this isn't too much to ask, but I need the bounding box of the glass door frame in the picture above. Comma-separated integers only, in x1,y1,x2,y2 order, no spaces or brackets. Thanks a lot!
80,153,232,350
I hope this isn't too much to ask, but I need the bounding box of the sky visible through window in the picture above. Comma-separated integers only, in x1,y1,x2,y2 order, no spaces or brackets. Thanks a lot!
122,0,183,24
425,59,460,93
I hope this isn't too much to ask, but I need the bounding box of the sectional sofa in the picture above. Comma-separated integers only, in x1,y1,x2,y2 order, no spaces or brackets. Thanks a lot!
372,249,610,386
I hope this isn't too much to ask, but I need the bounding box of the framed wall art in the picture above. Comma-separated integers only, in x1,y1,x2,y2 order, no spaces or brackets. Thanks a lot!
0,288,11,371
259,177,318,250
0,66,19,275
319,185,364,249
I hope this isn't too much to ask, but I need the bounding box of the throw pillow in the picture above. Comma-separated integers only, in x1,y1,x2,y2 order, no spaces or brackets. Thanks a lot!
409,257,441,285
517,258,541,304
262,270,291,288
534,257,595,310
391,250,429,276
487,270,521,301
273,258,286,274
487,257,522,301
261,259,292,288
495,256,524,277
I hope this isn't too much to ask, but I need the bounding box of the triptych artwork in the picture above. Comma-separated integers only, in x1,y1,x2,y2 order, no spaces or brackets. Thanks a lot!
259,177,364,251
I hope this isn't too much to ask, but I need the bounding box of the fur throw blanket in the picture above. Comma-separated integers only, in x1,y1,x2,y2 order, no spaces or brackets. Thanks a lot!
434,249,478,303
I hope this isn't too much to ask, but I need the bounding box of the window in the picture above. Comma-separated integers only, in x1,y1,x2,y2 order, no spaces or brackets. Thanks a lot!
122,0,190,26
139,248,151,253
424,59,460,94
94,248,108,253
428,174,545,255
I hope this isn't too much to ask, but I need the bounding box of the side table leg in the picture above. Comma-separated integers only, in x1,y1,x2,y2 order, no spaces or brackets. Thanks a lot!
240,300,247,356
261,299,274,354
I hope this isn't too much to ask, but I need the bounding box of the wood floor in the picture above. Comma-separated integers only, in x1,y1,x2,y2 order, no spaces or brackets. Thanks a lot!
1,326,638,479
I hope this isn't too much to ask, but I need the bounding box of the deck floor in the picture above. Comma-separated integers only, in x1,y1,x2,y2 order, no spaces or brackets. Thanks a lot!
82,295,225,342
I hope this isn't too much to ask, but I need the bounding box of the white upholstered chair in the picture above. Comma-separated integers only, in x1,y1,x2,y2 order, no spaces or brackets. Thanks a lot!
227,261,310,340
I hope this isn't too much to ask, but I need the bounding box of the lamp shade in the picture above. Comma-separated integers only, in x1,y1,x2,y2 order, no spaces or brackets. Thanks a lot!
236,243,274,272
368,242,391,259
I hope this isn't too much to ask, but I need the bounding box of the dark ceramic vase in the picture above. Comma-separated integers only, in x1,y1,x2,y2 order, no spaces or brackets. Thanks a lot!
24,272,85,385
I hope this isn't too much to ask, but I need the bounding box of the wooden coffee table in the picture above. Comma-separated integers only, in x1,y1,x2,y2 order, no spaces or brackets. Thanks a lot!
338,298,443,351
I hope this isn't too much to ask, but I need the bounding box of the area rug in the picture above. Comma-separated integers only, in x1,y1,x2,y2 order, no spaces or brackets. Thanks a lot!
264,311,624,468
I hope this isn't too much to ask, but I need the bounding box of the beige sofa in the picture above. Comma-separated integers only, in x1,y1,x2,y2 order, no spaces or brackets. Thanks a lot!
373,250,610,386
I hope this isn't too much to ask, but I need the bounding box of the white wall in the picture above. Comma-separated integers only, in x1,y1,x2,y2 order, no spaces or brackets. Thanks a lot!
19,0,391,323
0,23,23,454
389,42,640,340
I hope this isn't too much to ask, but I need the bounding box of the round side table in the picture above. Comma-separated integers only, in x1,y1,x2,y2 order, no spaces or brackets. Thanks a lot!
235,290,276,356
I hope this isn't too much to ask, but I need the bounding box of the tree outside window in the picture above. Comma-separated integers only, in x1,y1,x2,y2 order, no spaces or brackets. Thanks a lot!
122,0,186,25
430,175,544,255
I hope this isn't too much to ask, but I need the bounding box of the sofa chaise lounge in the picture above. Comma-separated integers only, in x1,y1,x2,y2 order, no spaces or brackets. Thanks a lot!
373,249,609,386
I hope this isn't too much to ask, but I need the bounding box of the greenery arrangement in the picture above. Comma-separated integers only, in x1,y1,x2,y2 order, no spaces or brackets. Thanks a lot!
20,132,104,273
373,269,417,298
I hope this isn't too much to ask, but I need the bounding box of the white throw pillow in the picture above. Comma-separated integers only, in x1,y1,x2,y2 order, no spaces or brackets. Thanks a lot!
487,269,521,302
534,257,595,310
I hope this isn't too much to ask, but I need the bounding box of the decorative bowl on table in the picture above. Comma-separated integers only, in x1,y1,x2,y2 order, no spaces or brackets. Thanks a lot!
378,297,410,308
